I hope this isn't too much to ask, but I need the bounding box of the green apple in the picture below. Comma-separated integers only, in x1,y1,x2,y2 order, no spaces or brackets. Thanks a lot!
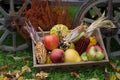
86,45,105,61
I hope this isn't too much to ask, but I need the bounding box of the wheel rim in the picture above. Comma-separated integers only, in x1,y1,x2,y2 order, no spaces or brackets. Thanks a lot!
74,0,120,53
0,0,30,51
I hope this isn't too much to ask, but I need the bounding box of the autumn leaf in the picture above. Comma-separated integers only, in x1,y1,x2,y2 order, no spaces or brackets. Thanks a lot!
110,74,116,80
89,78,99,80
70,72,80,78
35,71,49,80
0,64,10,70
116,72,120,79
109,62,117,70
9,55,30,61
116,67,120,72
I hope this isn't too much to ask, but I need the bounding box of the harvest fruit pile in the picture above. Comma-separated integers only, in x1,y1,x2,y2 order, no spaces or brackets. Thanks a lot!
24,14,115,64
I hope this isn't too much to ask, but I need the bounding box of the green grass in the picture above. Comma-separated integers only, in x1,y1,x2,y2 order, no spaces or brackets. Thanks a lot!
0,50,120,80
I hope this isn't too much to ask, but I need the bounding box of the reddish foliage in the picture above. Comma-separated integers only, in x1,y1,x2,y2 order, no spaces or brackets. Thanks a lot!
25,0,73,31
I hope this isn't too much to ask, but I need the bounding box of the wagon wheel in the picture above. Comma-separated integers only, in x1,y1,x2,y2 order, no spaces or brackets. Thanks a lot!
74,0,120,56
0,0,31,51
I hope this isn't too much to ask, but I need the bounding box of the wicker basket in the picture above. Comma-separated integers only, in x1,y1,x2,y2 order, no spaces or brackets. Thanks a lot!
32,29,109,71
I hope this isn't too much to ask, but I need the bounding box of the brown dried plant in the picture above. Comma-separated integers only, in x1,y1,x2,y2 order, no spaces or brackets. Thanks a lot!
25,0,73,31
14,0,73,43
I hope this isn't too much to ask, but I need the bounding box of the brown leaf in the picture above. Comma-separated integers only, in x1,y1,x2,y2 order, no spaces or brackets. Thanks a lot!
70,72,80,78
109,62,117,70
116,72,120,79
0,64,10,70
110,74,116,80
0,71,8,75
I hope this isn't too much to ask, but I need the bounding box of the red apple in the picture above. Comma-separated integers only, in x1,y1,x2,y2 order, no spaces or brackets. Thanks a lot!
50,49,64,63
43,34,59,50
86,45,105,61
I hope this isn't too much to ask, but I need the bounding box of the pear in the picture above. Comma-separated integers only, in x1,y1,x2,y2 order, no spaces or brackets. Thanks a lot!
64,49,82,62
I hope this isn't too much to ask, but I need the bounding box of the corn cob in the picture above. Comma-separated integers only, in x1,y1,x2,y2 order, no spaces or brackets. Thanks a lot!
75,36,90,55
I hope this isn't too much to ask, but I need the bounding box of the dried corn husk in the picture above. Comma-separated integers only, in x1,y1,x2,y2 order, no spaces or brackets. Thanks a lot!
24,20,47,64
64,23,86,42
85,13,115,37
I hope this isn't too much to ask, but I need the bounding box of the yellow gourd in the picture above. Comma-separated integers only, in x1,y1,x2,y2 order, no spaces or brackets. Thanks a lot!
88,36,97,47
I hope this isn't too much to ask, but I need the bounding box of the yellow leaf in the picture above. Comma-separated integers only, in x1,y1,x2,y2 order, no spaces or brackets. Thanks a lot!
116,72,120,79
116,67,120,72
89,78,99,80
110,74,116,80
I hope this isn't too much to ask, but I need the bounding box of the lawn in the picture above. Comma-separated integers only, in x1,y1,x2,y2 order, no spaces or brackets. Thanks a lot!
0,49,120,80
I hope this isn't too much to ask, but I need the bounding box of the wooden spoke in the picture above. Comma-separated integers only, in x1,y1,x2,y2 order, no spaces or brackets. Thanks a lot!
9,0,15,15
0,30,10,44
84,18,95,23
12,32,16,49
16,43,29,51
92,6,102,17
0,7,8,16
0,18,5,25
113,35,120,45
106,37,111,53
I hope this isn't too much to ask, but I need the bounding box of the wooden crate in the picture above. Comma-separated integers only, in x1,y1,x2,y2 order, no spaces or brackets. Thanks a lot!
32,29,109,71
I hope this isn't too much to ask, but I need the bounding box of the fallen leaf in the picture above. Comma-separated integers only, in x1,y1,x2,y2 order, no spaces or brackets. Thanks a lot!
116,72,120,79
0,71,8,75
36,71,49,80
8,55,30,61
109,62,117,70
104,68,110,80
110,74,116,80
70,72,80,78
116,67,120,72
0,64,10,70
89,78,99,80
0,74,9,80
